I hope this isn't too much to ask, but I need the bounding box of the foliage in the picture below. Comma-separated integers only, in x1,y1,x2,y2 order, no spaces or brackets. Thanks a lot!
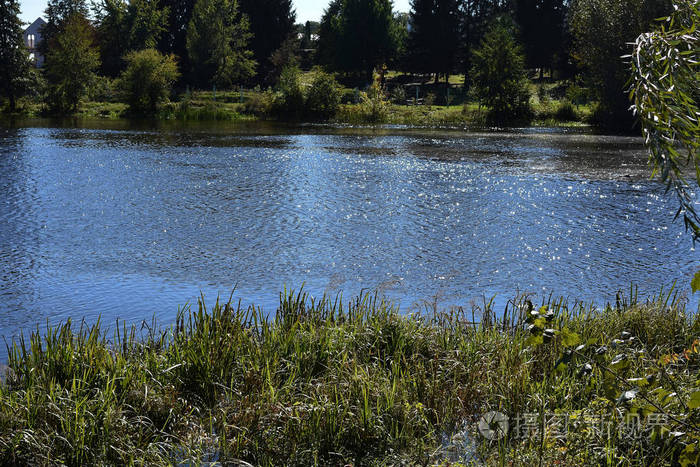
268,36,300,83
565,82,590,106
389,85,406,104
459,0,510,87
118,48,179,113
471,19,531,122
87,75,116,102
630,0,700,241
186,0,256,88
238,0,296,81
92,0,128,77
358,77,390,122
554,100,578,121
44,13,100,113
569,0,672,130
391,12,409,69
525,293,700,466
271,65,304,117
92,0,168,76
158,0,198,76
242,88,275,115
0,0,35,112
515,0,566,73
407,0,461,82
40,0,89,59
125,0,168,50
0,288,696,464
317,0,399,82
305,69,341,119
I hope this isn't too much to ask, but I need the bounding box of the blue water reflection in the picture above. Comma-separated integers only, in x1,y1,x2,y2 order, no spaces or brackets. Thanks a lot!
0,125,697,349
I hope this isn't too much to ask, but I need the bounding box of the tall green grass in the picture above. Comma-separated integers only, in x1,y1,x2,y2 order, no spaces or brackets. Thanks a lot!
0,288,697,465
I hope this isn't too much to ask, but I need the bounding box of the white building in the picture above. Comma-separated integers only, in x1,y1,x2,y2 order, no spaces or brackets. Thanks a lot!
23,17,46,68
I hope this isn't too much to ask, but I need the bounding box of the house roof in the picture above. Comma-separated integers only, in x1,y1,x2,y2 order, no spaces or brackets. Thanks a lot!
24,17,46,33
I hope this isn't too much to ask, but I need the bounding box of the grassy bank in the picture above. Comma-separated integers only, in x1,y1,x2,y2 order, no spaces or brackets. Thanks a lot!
335,101,592,127
0,288,698,465
7,89,593,128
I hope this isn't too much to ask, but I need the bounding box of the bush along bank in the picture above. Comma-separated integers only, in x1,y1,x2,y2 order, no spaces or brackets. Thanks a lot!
5,68,593,128
0,287,699,465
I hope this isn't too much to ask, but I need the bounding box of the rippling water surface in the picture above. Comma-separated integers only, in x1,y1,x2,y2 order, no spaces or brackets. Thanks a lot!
0,123,697,345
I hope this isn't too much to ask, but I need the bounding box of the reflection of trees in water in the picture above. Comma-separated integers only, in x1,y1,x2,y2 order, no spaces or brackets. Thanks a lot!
402,133,652,181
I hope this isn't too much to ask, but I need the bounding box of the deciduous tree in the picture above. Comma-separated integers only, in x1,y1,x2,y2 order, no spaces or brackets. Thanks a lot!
45,13,100,113
40,0,89,59
570,0,672,129
118,48,179,112
93,0,128,76
630,0,700,241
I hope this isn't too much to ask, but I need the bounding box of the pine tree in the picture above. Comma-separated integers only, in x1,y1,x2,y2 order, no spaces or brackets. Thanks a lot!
158,0,197,77
515,0,566,76
186,0,256,88
318,0,398,83
238,0,295,82
460,0,511,88
407,0,460,82
406,0,434,74
0,0,34,111
471,18,531,121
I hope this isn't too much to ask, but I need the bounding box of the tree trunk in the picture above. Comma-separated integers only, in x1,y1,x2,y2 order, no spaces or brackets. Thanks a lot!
9,94,16,113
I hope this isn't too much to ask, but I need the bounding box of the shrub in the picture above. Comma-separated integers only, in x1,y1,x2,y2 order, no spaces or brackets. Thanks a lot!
358,79,389,123
271,65,304,117
87,75,115,102
341,89,359,104
565,84,589,106
388,85,406,104
555,100,578,121
305,70,340,120
471,19,531,123
118,49,179,114
424,92,436,108
242,89,274,116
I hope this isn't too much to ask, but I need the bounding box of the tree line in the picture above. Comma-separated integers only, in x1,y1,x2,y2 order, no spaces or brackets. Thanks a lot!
0,0,679,127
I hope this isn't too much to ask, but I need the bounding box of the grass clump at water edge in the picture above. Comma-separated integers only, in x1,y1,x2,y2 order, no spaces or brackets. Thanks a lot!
0,288,698,465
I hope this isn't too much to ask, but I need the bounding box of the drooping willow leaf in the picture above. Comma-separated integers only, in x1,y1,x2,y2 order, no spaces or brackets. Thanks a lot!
630,0,700,240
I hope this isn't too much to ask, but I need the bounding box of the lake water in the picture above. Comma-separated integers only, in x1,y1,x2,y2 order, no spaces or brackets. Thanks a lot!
1,121,698,346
